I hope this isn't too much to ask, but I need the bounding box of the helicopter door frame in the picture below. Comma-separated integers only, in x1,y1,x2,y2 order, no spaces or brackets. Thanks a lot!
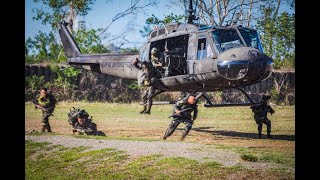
187,32,197,74
139,43,150,62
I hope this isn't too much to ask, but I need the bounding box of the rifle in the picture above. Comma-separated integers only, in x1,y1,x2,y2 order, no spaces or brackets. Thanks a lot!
72,127,87,134
168,107,193,118
32,98,55,111
34,105,55,111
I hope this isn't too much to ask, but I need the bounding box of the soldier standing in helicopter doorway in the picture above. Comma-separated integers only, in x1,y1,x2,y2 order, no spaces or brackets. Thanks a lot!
133,58,156,114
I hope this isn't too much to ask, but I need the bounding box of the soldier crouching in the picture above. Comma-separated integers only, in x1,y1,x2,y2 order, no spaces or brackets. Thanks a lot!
68,108,105,136
250,95,275,138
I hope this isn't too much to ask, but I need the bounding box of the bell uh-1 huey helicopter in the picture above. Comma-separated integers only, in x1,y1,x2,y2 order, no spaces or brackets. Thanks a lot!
58,0,273,109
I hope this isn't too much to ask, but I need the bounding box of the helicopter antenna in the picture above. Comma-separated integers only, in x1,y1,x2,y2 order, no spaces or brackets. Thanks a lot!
183,0,187,23
187,0,195,24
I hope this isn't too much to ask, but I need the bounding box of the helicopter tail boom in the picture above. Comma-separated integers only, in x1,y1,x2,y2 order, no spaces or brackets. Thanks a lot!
58,22,82,58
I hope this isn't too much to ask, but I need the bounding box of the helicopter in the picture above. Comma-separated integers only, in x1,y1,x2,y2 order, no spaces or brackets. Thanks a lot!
58,0,273,108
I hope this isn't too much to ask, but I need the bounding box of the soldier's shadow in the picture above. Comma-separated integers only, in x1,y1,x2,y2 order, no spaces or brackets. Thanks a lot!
191,127,295,141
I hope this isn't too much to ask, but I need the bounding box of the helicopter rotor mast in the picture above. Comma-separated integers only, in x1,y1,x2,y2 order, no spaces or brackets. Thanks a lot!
187,0,198,24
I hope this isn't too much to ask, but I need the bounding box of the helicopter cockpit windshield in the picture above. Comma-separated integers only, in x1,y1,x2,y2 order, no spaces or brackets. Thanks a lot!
212,28,245,53
237,27,264,52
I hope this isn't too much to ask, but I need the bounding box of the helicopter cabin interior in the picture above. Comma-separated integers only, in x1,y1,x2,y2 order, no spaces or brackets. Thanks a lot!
150,34,189,77
145,23,217,78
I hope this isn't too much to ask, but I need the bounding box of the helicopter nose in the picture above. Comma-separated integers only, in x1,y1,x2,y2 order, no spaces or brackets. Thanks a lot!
216,47,273,82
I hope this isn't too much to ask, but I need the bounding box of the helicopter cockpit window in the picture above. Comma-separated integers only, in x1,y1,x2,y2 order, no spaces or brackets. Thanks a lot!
238,27,264,52
212,29,245,53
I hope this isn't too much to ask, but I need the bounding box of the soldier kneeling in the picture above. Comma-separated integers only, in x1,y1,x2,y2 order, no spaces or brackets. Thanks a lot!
68,108,105,136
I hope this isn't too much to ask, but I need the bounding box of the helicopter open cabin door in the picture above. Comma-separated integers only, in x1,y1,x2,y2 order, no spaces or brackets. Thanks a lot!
150,34,189,78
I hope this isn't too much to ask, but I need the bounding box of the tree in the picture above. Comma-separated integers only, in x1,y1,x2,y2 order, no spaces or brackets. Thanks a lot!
140,13,184,38
256,2,295,69
25,31,62,62
72,28,109,54
32,0,95,30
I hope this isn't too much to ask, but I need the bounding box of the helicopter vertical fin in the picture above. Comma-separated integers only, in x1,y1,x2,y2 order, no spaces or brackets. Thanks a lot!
58,22,81,58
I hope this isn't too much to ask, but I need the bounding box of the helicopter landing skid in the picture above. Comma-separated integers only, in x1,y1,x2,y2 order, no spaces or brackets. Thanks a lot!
203,87,264,108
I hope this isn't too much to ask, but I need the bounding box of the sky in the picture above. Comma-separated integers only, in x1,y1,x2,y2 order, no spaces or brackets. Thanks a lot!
25,0,185,49
25,0,294,49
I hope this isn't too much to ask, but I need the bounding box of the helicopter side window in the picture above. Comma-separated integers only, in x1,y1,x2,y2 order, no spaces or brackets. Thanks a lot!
139,44,149,62
197,38,206,60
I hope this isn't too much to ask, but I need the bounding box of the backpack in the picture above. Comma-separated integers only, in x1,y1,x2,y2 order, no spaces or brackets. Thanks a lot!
68,107,85,126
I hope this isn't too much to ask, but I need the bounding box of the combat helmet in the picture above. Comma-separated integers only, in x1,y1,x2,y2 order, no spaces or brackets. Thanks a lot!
77,110,89,119
151,47,157,55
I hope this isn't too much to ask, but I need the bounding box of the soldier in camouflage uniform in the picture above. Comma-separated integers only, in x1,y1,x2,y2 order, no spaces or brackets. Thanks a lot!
68,108,105,136
163,93,198,141
250,95,275,138
33,88,56,132
150,47,163,69
133,58,159,114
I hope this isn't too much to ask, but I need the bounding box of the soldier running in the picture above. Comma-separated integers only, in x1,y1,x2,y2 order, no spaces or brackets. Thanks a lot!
163,93,198,141
33,88,56,132
250,95,275,138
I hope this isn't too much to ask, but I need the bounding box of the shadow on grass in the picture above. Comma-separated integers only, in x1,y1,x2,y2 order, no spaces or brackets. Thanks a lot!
191,127,295,141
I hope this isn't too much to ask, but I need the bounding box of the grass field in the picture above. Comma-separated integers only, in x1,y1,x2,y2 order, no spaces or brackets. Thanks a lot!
25,101,295,179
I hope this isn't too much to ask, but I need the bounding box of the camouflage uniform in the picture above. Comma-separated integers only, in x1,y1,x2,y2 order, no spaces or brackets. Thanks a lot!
133,60,157,114
250,95,275,138
163,95,198,140
68,109,105,136
33,93,56,132
72,119,98,135
151,54,163,78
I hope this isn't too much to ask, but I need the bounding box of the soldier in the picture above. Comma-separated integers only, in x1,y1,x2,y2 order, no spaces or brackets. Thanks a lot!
133,58,156,114
163,93,198,141
150,47,163,70
250,95,275,138
71,109,105,136
32,88,57,132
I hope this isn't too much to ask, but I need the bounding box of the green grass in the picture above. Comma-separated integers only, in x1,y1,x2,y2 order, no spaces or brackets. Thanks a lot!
216,144,295,168
241,154,259,162
26,140,294,179
25,101,295,179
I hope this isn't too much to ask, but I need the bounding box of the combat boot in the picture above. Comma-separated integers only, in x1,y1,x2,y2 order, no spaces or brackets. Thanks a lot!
144,103,152,114
139,106,146,114
267,131,272,139
47,125,52,132
257,124,262,138
41,125,46,133
162,136,167,140
181,131,189,141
